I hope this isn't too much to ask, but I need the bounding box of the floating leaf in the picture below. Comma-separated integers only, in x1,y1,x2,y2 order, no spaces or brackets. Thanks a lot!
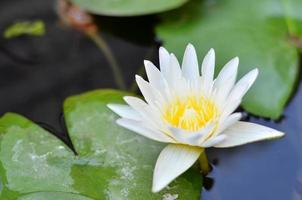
0,90,202,199
283,0,302,37
156,0,302,119
70,0,189,16
3,20,45,39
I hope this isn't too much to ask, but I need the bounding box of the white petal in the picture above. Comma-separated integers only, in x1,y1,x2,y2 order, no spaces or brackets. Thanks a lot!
147,53,182,101
165,54,182,87
144,61,171,100
214,57,238,106
152,144,202,192
221,98,241,119
201,48,215,93
201,135,227,148
123,96,165,130
123,96,147,111
227,68,259,103
214,121,284,148
217,112,242,134
135,75,165,106
107,104,140,121
209,112,242,141
117,118,174,143
169,54,182,79
144,60,162,90
159,47,170,76
181,44,199,80
169,123,215,146
167,54,188,98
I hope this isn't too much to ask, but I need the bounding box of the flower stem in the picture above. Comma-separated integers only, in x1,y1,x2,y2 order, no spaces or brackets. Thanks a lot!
199,149,210,175
88,32,126,90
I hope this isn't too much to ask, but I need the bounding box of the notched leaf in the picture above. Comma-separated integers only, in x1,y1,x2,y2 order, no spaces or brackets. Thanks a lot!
0,90,202,199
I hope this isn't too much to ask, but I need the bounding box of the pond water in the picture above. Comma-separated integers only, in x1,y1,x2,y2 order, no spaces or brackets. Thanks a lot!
205,77,302,200
0,0,301,200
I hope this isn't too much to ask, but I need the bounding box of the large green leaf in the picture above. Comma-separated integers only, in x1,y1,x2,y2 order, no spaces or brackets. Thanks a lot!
156,0,302,119
70,0,188,16
0,90,202,200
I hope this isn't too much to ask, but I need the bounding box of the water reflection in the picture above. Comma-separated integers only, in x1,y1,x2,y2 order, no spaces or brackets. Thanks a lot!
205,79,302,200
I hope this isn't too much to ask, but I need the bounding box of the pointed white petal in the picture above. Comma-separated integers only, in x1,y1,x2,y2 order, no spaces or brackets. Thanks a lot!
144,60,162,89
217,112,242,134
158,48,179,92
123,96,165,130
169,54,182,79
214,121,284,148
181,44,199,80
167,54,188,97
202,135,227,148
152,144,202,192
107,104,140,121
227,68,259,103
159,47,170,75
209,112,242,141
169,123,215,146
168,128,202,146
152,53,182,100
123,96,147,110
144,60,173,102
215,57,238,86
221,99,242,118
117,118,174,143
201,48,215,92
165,53,182,87
214,57,238,106
135,75,165,106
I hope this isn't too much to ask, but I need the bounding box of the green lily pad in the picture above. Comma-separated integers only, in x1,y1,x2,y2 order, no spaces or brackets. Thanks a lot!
70,0,188,16
0,90,202,200
156,0,302,119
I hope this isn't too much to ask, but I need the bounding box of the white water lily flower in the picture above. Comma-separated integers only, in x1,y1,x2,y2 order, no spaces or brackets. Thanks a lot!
107,44,284,193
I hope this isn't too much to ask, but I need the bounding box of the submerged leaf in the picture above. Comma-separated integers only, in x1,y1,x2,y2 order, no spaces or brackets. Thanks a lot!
3,20,45,39
156,0,302,119
0,90,202,199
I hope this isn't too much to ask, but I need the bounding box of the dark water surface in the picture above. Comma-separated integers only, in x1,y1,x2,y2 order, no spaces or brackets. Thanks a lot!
0,1,301,200
0,0,156,144
205,77,302,200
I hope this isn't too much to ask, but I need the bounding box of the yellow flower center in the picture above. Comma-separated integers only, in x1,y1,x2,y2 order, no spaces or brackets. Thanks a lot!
164,96,219,132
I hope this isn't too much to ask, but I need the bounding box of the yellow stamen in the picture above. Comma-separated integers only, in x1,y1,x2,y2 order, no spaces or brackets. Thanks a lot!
164,96,219,132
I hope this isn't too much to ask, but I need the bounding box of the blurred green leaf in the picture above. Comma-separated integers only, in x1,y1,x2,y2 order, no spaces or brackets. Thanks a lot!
0,90,202,200
282,0,302,36
3,20,45,39
70,0,188,16
283,0,302,52
156,0,302,119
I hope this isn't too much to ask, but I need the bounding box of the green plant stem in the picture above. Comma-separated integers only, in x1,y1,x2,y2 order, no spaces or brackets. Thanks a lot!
199,149,210,175
88,33,126,90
